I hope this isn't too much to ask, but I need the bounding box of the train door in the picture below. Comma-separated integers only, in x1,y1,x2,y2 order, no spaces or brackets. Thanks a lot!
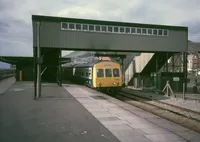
87,67,93,86
73,68,76,76
88,68,92,79
95,68,104,88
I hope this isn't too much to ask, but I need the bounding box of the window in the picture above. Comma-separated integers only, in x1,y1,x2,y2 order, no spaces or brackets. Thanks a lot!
105,69,112,77
95,25,101,32
158,29,163,35
69,23,75,30
142,28,147,34
125,27,130,33
113,68,120,77
131,28,136,34
114,26,118,33
62,23,68,29
76,24,81,30
137,28,141,34
83,24,88,31
108,26,112,32
163,29,168,36
120,27,125,33
153,29,158,35
102,26,107,32
89,25,94,31
61,22,169,37
97,69,104,77
148,29,152,35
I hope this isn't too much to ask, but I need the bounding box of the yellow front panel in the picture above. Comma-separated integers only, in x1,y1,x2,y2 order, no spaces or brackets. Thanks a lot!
93,61,122,88
95,78,122,87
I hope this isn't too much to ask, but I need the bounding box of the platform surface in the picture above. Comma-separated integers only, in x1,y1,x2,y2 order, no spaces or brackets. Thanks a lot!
64,84,200,142
1,80,200,142
0,82,120,142
0,77,15,94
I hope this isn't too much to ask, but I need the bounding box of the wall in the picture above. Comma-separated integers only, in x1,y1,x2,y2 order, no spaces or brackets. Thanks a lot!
33,21,188,52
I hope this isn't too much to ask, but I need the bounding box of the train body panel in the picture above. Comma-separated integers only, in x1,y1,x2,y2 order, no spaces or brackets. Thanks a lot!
73,67,93,87
93,61,122,88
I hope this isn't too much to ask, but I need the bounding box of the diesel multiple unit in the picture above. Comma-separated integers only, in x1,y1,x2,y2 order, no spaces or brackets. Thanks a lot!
63,60,123,92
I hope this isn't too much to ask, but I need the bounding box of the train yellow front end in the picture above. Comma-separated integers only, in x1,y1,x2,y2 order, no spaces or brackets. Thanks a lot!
92,61,122,92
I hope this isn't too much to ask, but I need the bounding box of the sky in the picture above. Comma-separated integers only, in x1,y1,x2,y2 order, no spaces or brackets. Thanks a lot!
0,0,200,58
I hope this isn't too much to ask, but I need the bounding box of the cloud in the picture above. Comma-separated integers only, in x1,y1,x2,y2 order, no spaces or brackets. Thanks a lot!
0,21,9,32
0,0,200,57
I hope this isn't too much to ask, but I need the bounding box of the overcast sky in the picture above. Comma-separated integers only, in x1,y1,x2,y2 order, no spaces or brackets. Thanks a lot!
0,0,200,57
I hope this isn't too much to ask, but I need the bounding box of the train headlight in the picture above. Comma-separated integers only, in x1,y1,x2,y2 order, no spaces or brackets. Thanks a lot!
113,82,116,85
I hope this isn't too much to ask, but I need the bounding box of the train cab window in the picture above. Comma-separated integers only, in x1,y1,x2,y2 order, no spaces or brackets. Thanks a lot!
105,69,112,77
97,69,104,77
113,68,120,77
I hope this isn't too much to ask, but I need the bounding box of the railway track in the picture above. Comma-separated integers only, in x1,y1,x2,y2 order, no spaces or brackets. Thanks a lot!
108,90,200,133
121,90,200,120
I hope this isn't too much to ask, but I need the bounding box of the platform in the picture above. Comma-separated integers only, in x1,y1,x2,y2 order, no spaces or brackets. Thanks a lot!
0,82,119,142
0,76,15,94
0,80,200,142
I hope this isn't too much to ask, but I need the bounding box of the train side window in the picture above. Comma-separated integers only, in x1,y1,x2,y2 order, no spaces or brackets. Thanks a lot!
96,69,104,77
105,69,112,77
113,68,120,77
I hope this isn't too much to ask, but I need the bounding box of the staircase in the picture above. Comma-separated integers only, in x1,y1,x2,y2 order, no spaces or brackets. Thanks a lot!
123,53,141,85
124,52,173,85
134,53,155,74
110,52,173,86
140,52,173,74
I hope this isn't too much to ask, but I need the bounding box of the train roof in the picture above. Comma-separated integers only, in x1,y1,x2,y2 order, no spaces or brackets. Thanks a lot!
73,60,119,68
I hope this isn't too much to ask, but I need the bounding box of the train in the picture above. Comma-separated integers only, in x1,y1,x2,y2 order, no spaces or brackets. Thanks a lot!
62,60,123,93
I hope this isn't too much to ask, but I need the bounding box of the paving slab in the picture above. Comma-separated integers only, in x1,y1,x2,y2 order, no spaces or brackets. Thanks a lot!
105,124,133,131
145,133,186,142
98,117,121,122
100,120,129,126
174,130,200,141
0,82,120,142
118,135,152,142
112,129,146,137
140,128,171,134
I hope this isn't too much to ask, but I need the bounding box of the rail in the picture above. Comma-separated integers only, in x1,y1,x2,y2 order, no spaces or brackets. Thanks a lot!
115,90,200,133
